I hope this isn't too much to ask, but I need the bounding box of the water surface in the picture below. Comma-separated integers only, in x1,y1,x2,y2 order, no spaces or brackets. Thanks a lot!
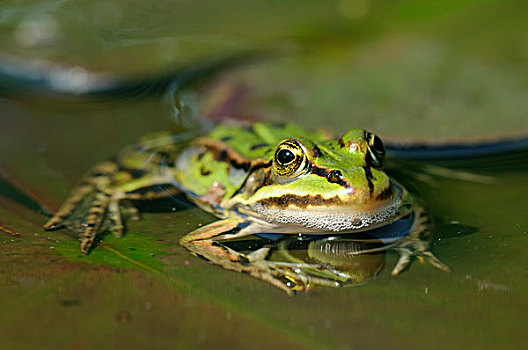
1,1,527,348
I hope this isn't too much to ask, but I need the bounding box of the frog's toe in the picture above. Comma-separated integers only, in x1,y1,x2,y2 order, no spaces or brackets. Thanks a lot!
420,251,451,272
43,184,96,231
277,274,314,294
262,269,316,295
108,200,125,238
246,247,272,261
120,201,140,221
257,273,301,296
279,270,342,294
391,248,450,275
43,216,63,230
254,261,342,294
391,249,412,275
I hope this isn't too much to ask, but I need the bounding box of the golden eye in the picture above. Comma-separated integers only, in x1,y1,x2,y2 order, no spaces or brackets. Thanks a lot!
273,140,307,177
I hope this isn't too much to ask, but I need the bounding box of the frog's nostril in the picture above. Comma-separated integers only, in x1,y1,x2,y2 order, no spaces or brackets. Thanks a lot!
327,170,343,183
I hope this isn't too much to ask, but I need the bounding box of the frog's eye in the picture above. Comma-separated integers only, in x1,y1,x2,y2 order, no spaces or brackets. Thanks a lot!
273,140,308,177
365,131,385,168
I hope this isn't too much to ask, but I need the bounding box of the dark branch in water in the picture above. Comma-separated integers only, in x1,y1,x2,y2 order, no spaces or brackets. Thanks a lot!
385,136,528,170
0,50,266,101
0,171,53,217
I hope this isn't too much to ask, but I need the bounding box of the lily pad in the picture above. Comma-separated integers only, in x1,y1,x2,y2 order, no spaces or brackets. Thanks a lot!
1,0,528,348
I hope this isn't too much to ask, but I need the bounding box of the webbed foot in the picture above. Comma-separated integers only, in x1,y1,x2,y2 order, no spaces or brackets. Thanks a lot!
348,206,450,275
248,250,343,295
391,245,450,276
44,162,124,253
181,221,388,295
390,206,450,275
44,161,176,253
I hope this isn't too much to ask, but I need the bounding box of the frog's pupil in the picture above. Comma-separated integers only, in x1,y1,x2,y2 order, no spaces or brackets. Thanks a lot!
277,149,295,165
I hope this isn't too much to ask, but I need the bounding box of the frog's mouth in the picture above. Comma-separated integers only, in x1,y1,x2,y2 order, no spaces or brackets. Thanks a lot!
240,184,407,233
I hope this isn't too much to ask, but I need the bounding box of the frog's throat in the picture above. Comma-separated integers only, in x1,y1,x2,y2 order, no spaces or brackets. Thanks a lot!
242,184,406,233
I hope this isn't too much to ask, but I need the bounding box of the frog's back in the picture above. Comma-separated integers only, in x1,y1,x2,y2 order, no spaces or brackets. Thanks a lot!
206,122,328,159
171,122,328,212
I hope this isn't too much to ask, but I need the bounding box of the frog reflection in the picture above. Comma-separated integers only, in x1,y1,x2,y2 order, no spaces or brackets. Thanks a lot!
217,210,424,293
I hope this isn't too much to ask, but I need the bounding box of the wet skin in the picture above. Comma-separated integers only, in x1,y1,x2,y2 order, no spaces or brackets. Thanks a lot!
44,122,448,294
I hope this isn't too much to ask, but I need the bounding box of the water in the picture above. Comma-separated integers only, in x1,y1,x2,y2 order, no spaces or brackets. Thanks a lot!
1,1,527,348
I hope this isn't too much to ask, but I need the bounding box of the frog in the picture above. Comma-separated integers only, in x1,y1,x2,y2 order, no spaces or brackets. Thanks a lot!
43,122,449,294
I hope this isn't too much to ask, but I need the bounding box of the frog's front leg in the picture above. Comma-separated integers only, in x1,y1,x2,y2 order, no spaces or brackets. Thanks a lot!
390,207,450,275
349,206,450,275
44,161,177,253
180,219,337,295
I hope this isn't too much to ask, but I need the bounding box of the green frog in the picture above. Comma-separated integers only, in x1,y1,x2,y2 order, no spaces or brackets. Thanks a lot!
44,122,449,294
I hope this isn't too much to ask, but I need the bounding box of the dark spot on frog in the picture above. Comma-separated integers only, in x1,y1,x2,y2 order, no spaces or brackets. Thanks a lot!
200,139,261,171
327,144,338,153
363,166,375,195
200,167,212,176
310,164,350,188
220,136,233,142
238,255,251,266
375,185,393,201
219,150,229,162
197,151,206,161
310,164,327,178
312,144,321,158
127,169,148,178
230,255,251,266
327,170,343,183
250,143,269,150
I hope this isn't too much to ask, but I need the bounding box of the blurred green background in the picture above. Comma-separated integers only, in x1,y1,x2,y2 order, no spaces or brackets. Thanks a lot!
1,1,527,348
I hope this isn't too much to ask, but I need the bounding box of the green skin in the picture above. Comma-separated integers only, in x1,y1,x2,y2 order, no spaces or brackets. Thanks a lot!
44,122,449,294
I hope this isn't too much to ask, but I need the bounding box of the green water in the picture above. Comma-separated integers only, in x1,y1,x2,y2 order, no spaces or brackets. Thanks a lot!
1,1,527,348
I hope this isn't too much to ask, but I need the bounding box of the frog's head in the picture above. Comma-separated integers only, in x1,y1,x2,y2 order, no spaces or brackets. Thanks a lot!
239,129,399,232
